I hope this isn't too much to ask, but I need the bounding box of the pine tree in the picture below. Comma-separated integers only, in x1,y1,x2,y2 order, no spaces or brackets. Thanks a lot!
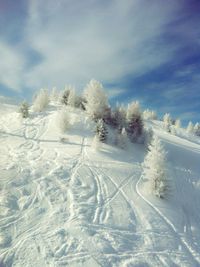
143,109,157,120
19,101,29,118
194,123,200,136
50,87,59,102
61,86,72,105
143,135,169,198
95,119,108,143
186,121,194,134
143,127,153,148
67,87,76,107
117,127,128,149
84,79,109,121
163,113,172,132
111,105,126,131
74,95,86,110
126,101,143,142
175,119,181,128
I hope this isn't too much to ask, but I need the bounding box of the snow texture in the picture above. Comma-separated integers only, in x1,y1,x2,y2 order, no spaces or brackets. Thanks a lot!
0,102,200,267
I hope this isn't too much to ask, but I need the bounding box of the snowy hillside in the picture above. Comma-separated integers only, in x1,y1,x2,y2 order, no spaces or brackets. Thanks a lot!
0,102,200,267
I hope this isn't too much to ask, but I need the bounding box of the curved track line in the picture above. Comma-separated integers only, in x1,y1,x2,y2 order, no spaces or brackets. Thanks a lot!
136,173,200,266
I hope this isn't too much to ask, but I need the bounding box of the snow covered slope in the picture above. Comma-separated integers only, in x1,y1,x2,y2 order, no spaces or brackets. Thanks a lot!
0,103,200,267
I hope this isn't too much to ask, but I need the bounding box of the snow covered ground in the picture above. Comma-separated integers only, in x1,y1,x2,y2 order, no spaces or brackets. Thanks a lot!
0,102,200,267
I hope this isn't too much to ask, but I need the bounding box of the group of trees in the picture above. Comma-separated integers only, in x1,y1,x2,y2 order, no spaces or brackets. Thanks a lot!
162,113,200,138
17,80,178,200
186,121,200,136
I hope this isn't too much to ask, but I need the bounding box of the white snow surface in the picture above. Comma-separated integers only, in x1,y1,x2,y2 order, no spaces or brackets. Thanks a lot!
0,103,200,267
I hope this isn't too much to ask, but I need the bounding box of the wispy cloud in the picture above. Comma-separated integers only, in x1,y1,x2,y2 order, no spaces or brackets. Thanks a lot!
0,0,200,126
0,40,25,91
1,0,183,94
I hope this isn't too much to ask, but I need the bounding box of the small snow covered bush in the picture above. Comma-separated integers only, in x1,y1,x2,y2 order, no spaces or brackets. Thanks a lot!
33,88,49,112
143,135,170,198
57,108,70,133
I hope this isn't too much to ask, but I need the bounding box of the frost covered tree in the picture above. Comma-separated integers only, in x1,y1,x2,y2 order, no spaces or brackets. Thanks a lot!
163,113,172,132
143,127,153,148
126,101,143,142
33,89,49,112
143,135,169,198
57,108,70,133
186,121,194,134
50,87,59,102
74,95,86,110
111,105,126,131
19,101,29,118
67,87,76,107
175,119,181,128
194,123,200,136
60,86,71,105
116,127,128,149
84,79,109,121
95,119,108,143
143,109,157,120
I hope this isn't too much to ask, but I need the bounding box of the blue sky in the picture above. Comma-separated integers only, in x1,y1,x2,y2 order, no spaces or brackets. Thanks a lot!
0,0,200,124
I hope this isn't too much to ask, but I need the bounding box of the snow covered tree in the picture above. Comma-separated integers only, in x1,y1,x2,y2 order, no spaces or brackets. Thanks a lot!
33,88,49,112
74,95,86,110
143,109,157,120
83,79,109,121
60,86,71,105
50,87,59,102
57,108,70,133
116,127,128,149
126,101,143,142
111,105,126,131
143,135,169,198
143,126,153,148
95,119,108,143
67,87,76,107
186,121,194,134
194,123,200,136
19,101,29,118
163,113,172,132
175,119,181,128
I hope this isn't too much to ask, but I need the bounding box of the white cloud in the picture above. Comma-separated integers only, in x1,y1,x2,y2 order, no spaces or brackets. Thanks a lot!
106,87,125,99
0,41,25,91
23,0,182,93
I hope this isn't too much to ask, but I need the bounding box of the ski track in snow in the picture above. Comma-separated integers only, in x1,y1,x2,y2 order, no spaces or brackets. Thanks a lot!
135,170,200,266
0,106,200,266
